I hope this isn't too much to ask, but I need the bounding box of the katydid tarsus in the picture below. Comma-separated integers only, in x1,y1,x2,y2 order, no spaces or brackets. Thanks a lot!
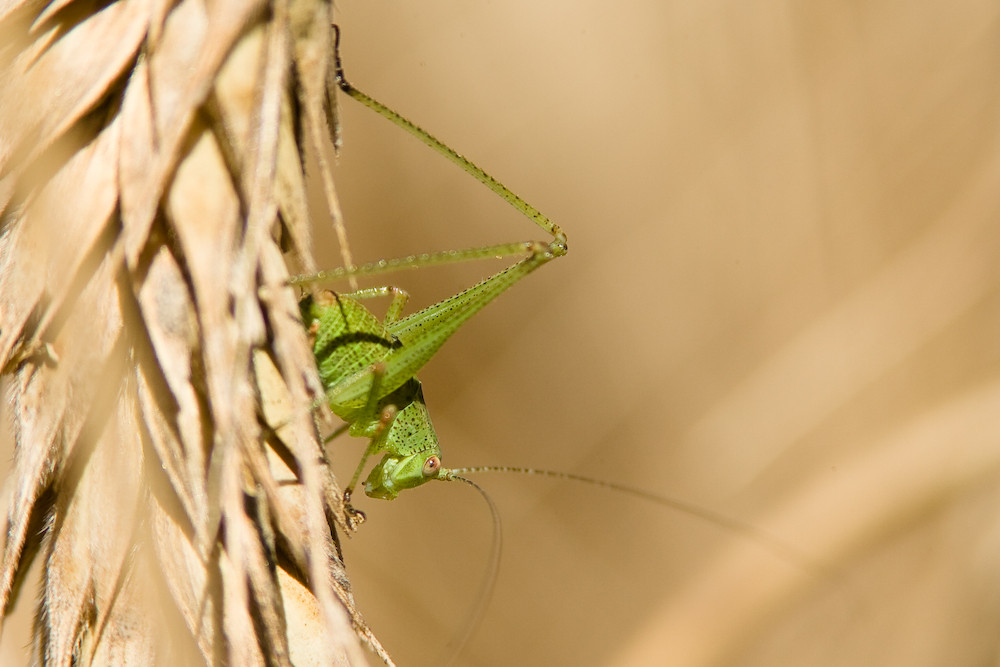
294,24,828,660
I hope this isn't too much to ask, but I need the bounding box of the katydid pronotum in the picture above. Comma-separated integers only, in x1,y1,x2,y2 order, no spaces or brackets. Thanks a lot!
294,23,828,663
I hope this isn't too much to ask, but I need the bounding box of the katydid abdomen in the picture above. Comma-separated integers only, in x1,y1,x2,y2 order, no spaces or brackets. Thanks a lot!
301,290,397,428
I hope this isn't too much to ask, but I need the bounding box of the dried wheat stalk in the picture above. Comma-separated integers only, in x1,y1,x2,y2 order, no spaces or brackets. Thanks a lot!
0,0,385,664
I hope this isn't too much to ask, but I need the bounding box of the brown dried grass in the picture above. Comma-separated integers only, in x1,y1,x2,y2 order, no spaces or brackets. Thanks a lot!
0,0,383,664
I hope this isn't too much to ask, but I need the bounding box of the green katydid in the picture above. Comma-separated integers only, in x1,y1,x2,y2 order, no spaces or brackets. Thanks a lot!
295,25,825,573
293,25,566,528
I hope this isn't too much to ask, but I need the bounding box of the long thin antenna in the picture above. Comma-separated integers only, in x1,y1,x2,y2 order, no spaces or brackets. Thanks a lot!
449,465,837,581
438,474,503,667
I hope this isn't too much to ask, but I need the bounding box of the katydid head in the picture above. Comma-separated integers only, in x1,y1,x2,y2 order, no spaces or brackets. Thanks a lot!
363,450,447,499
362,380,450,499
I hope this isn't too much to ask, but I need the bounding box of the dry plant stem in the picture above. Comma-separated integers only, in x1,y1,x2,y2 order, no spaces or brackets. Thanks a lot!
0,0,386,664
289,0,357,291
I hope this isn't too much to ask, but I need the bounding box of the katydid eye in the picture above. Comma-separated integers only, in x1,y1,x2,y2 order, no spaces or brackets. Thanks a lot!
422,456,441,477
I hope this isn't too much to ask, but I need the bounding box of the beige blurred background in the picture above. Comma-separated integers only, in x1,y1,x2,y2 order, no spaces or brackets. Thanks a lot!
5,1,1000,665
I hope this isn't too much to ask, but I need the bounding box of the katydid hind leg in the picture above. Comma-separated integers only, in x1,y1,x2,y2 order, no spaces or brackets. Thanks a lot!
295,41,569,432
299,26,572,528
292,28,568,293
331,24,568,251
371,246,561,408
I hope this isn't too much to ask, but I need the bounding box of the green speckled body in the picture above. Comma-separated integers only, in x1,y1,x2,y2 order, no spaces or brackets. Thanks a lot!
301,289,450,499
299,237,564,502
301,291,397,429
